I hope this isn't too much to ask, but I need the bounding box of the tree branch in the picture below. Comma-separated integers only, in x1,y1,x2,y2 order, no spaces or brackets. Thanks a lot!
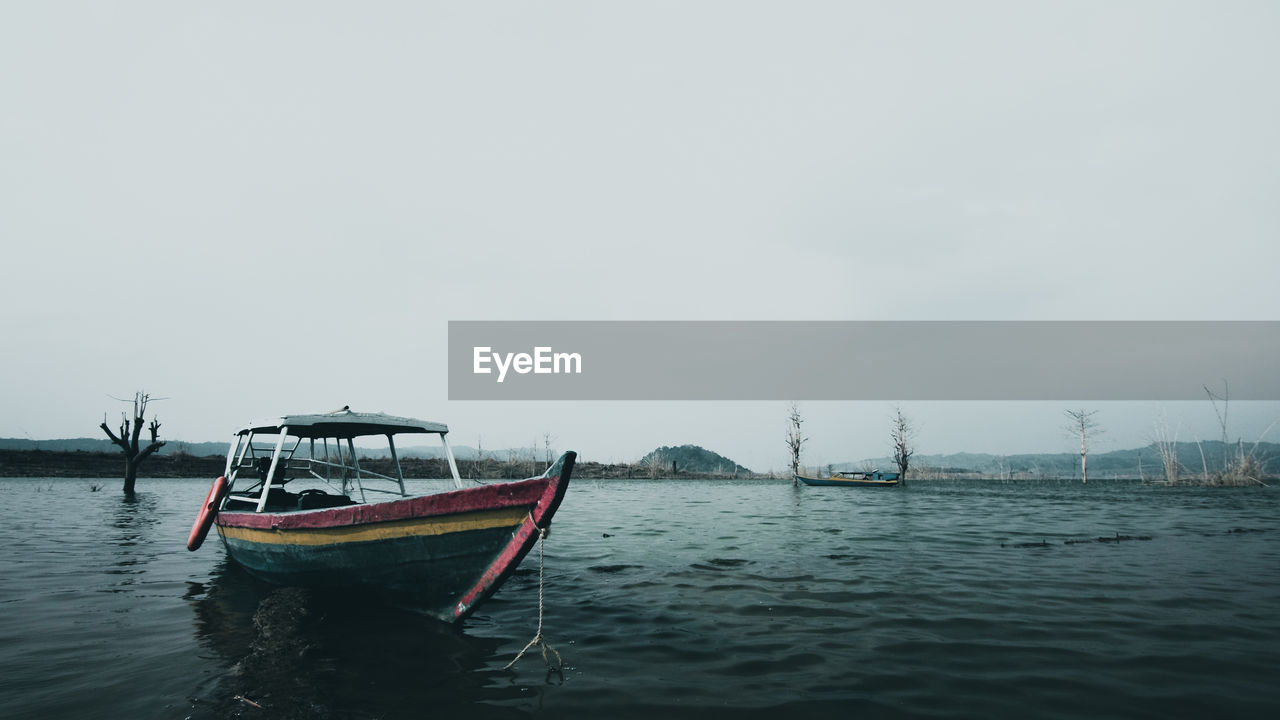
100,421,130,452
129,394,146,452
135,440,166,464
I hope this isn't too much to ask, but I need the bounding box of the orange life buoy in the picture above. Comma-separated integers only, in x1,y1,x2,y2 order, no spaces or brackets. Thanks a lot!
187,476,229,551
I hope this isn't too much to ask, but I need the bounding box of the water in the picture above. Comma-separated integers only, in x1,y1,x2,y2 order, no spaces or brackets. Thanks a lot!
1,477,1277,719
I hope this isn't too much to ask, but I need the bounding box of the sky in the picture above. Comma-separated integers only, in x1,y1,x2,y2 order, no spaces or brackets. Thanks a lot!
2,1,1277,472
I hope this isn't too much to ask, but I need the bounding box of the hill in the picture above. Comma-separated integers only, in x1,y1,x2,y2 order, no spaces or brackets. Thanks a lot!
637,444,752,476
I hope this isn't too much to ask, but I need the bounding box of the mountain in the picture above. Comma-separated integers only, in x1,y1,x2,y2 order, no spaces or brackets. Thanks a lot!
842,441,1280,477
637,444,752,475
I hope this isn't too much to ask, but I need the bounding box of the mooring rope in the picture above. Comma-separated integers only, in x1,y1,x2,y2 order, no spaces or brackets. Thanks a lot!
504,525,563,673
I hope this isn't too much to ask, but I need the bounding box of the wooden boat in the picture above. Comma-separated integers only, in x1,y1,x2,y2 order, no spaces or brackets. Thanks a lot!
794,470,900,487
186,409,574,623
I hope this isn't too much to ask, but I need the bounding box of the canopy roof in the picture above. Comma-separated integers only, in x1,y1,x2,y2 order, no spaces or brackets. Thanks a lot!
237,408,448,439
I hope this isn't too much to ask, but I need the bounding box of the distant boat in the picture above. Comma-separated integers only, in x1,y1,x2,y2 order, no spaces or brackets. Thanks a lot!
794,470,900,487
186,409,574,623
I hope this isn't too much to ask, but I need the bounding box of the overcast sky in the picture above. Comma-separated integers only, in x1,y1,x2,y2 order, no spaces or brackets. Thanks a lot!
3,1,1277,471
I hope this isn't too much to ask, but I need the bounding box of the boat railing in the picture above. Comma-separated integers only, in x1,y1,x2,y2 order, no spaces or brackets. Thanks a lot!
223,431,414,510
301,457,402,485
220,421,463,512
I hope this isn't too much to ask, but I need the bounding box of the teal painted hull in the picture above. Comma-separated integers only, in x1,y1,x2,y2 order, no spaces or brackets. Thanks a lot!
222,524,521,614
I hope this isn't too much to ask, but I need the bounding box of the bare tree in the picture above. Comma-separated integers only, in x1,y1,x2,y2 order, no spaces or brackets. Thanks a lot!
1064,409,1102,484
1203,381,1273,486
785,402,806,485
890,405,914,485
543,433,556,466
1205,381,1230,473
1195,437,1211,483
100,391,166,496
642,450,665,479
1151,414,1181,485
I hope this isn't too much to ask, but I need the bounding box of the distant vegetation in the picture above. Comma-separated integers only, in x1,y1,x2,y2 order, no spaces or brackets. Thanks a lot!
0,439,755,481
847,441,1279,481
0,437,229,457
0,438,496,461
4,438,1275,483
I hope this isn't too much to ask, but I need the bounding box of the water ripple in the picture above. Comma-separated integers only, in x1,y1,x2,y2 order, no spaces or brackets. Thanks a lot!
1,477,1277,719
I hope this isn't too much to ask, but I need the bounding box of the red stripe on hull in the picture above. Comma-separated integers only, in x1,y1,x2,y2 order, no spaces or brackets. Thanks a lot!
452,516,539,619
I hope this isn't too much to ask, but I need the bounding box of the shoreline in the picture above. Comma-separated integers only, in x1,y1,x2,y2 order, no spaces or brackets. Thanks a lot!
0,449,759,481
2,449,1271,484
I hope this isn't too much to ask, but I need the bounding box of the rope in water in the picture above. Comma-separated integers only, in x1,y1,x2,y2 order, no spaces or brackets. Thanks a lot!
504,525,563,672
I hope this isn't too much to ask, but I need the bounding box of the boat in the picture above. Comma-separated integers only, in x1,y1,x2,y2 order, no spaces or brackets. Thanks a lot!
186,408,575,623
794,470,900,487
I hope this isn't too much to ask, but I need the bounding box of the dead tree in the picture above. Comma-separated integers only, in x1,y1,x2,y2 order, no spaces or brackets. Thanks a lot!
786,403,806,485
100,391,166,495
1064,409,1101,484
1205,381,1230,472
890,406,914,485
642,451,665,479
1203,381,1272,486
543,433,556,466
1152,415,1182,485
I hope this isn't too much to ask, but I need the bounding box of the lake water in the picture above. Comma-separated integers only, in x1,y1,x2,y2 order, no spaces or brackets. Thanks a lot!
1,476,1277,719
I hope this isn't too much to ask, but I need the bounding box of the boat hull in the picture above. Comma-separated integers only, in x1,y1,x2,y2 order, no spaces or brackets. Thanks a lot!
215,452,574,622
794,472,899,487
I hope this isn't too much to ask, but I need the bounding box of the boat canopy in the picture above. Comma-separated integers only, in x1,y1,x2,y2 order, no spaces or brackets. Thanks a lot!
237,409,448,439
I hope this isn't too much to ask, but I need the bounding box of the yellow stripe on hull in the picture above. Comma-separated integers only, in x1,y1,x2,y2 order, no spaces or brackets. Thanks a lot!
217,506,529,546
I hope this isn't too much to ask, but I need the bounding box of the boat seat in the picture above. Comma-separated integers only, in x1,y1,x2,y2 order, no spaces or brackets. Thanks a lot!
224,494,260,508
296,490,357,510
263,487,299,510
